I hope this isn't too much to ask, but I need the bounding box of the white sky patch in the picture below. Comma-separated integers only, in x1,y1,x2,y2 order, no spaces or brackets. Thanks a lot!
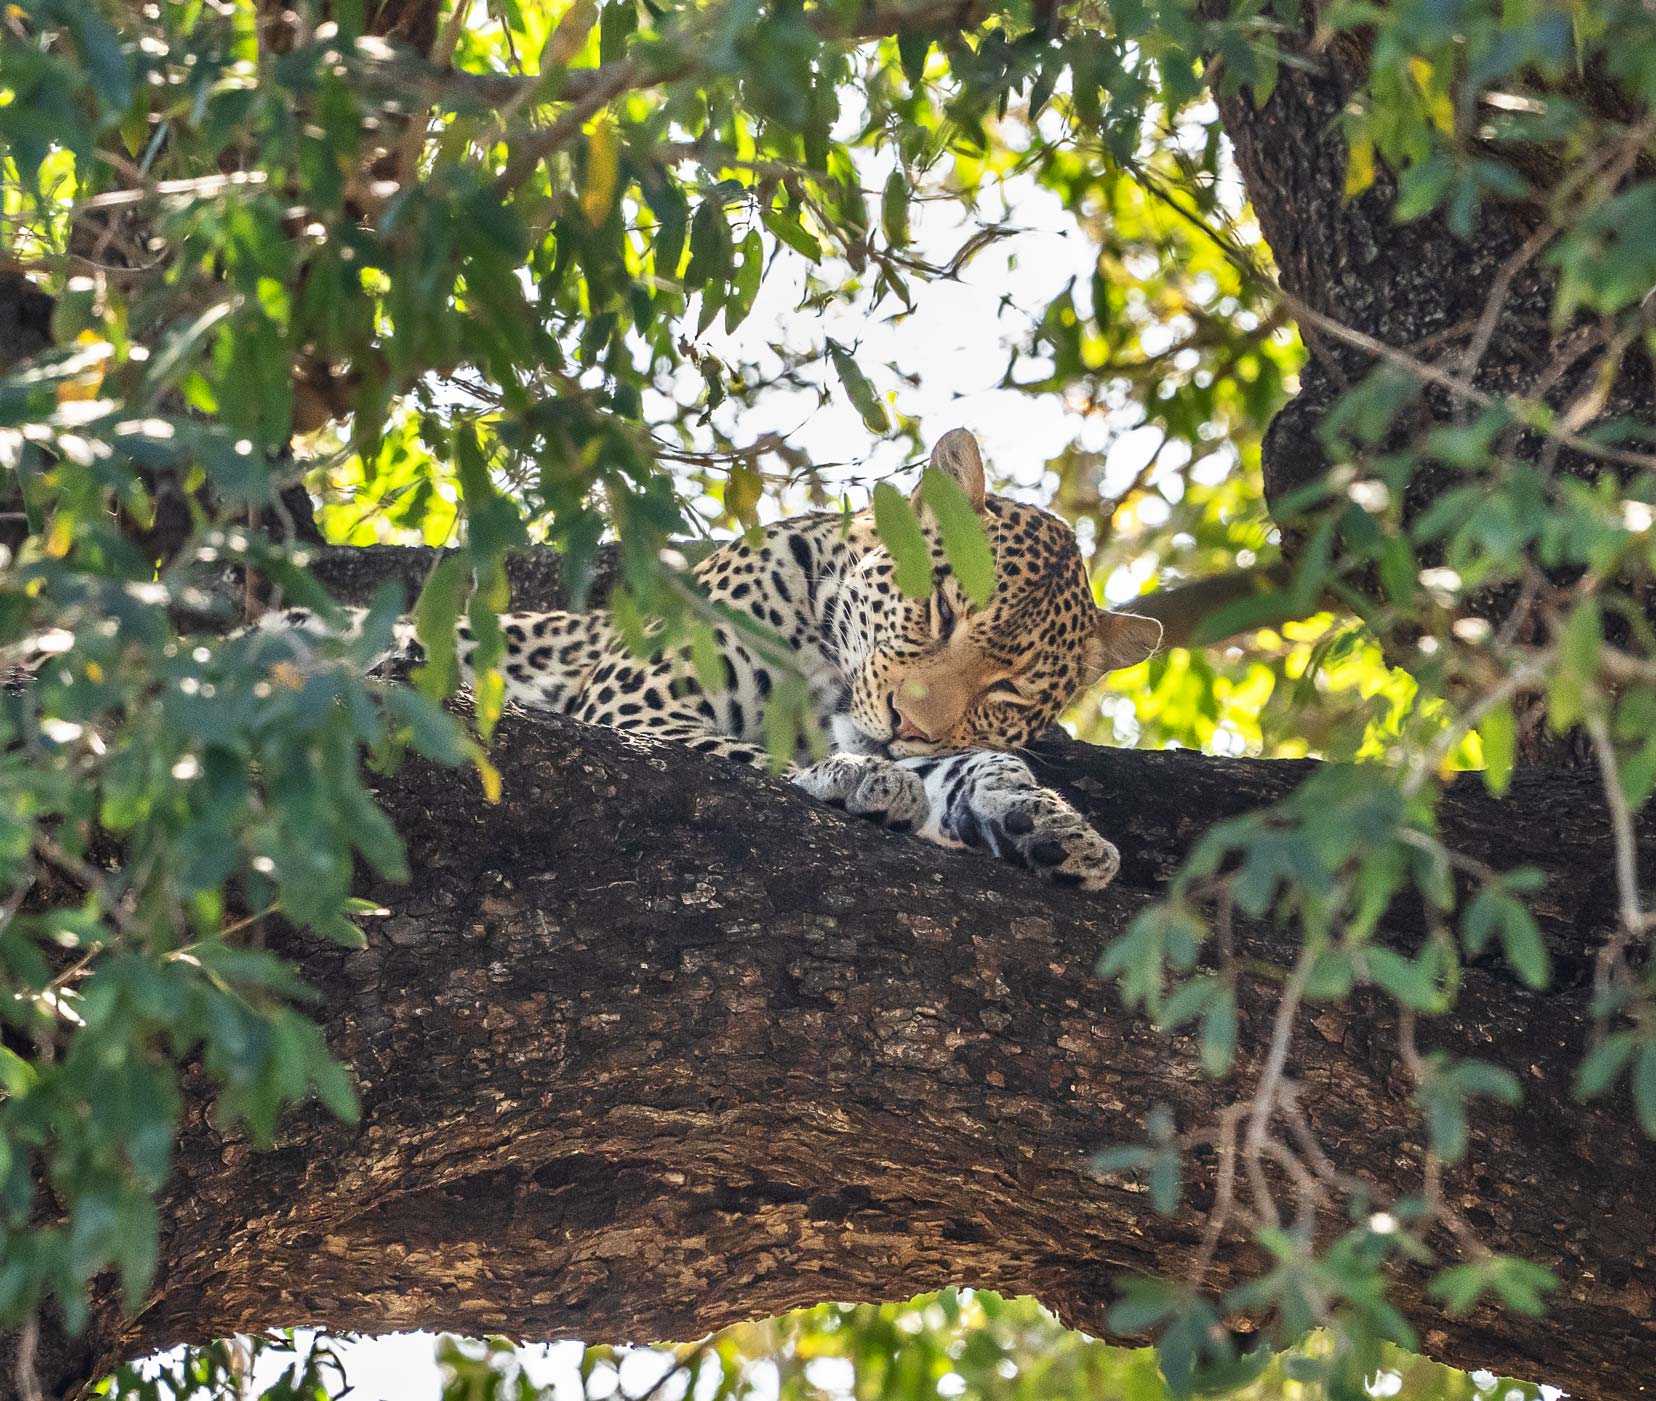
653,159,1130,523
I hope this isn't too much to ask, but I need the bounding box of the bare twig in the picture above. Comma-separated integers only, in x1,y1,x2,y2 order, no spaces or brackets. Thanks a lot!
1585,710,1645,1023
1457,121,1654,388
14,1317,42,1401
1241,947,1313,1228
1192,1101,1245,1284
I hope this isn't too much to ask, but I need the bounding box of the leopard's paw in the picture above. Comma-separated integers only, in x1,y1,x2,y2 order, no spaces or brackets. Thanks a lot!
794,755,930,834
972,785,1120,891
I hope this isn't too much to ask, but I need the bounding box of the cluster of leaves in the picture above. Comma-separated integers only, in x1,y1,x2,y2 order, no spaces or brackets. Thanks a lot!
4,0,1656,1395
6,0,1343,1335
1083,0,1656,1393
103,1291,1544,1401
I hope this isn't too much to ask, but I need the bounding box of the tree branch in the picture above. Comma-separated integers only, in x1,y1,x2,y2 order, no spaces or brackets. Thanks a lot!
6,544,1646,1401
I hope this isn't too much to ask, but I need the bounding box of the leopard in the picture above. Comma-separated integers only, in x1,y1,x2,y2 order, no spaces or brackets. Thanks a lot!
262,428,1162,890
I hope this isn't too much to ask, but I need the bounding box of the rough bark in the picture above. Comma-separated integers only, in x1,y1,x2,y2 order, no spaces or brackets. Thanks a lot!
1205,15,1652,530
0,543,1641,1400
5,8,1656,1393
1202,6,1656,765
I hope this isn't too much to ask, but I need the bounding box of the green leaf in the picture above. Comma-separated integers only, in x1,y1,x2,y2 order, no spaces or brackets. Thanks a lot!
466,592,509,740
1574,1032,1636,1101
1489,1259,1560,1316
1460,888,1498,955
764,673,812,774
871,483,933,598
684,199,734,290
68,8,134,114
1549,598,1601,731
115,1191,158,1310
761,208,822,263
1430,1257,1558,1317
1366,946,1450,1012
1479,701,1515,797
649,180,690,278
1148,1151,1181,1216
1461,887,1548,988
411,553,469,701
311,1051,361,1124
1450,1060,1521,1104
385,686,470,766
723,229,765,333
1635,1042,1656,1136
1305,947,1355,999
1107,1278,1186,1335
1154,975,1218,1031
1428,1263,1485,1314
897,31,930,87
1496,899,1549,990
1199,986,1237,1078
313,913,369,948
1091,1144,1154,1175
1190,587,1307,646
141,300,235,405
828,339,889,434
881,170,911,248
1422,1089,1469,1164
919,467,995,605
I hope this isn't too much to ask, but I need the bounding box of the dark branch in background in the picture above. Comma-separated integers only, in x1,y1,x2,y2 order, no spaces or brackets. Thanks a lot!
2,542,1651,1401
1122,563,1302,648
0,271,54,372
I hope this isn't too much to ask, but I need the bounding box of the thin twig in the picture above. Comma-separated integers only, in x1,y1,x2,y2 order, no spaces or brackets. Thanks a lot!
1192,1102,1245,1284
1241,947,1313,1228
1402,655,1550,799
1281,1082,1384,1202
1396,1009,1492,1261
1585,710,1644,1021
1127,158,1656,476
1457,121,1654,387
1285,297,1656,474
14,1317,42,1401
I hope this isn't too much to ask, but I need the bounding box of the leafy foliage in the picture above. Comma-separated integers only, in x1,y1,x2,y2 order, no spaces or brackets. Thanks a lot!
2,0,1656,1394
104,1292,1545,1401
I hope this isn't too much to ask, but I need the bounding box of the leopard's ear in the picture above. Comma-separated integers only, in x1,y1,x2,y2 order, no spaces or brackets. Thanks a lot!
917,428,987,513
1083,610,1163,683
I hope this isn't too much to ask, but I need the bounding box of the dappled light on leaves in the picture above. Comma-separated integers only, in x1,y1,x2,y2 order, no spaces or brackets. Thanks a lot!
1,0,1655,1393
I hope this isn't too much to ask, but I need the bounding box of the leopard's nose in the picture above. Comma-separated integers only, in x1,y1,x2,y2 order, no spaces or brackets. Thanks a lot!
889,694,935,741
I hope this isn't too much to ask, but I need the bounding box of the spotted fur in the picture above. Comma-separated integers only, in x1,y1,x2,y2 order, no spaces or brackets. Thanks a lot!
273,430,1162,889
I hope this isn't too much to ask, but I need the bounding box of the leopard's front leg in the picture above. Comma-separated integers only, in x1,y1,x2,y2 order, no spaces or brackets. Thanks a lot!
791,753,931,834
908,751,1121,890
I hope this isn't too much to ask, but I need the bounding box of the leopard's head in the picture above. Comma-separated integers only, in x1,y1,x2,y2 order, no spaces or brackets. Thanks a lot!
837,429,1162,759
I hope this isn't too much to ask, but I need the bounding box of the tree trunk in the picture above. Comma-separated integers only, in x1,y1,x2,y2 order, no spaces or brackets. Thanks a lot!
1203,8,1656,766
0,547,1645,1401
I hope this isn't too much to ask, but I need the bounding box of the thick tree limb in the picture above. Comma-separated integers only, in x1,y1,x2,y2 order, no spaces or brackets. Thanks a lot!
1120,563,1301,648
8,547,1646,1401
